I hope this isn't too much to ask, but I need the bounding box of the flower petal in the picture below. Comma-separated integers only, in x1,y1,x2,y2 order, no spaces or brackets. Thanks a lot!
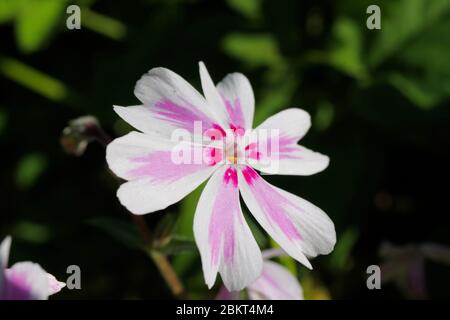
194,166,263,291
0,236,12,291
247,108,329,175
0,236,11,269
216,72,255,129
257,108,311,141
1,262,51,300
106,131,218,214
215,286,240,300
248,260,303,300
199,62,229,128
47,273,65,295
239,166,336,269
115,67,219,137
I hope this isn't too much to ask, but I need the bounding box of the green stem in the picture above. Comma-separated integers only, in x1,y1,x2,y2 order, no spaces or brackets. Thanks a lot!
148,250,186,299
130,215,186,299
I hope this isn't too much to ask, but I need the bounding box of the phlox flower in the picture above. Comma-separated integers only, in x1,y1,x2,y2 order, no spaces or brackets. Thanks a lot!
106,62,336,291
216,249,303,300
0,236,65,300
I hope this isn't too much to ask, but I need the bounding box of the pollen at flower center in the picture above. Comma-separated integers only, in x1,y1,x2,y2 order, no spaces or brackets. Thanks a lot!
225,142,239,164
223,128,247,164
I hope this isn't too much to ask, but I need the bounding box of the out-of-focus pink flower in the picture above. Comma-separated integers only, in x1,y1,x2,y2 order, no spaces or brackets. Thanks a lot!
217,250,303,300
0,236,65,300
380,242,450,299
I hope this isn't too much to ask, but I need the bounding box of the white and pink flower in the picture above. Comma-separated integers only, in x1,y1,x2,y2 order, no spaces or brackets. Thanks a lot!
0,236,65,300
106,62,336,291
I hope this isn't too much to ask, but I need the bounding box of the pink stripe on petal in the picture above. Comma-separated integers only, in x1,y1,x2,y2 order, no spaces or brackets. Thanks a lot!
241,166,302,241
223,98,245,129
128,151,206,181
209,168,239,265
256,135,303,160
153,99,214,133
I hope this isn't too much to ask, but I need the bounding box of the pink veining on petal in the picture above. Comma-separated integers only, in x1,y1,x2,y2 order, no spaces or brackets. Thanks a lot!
153,99,214,133
223,97,245,129
254,135,303,160
251,269,295,299
241,166,302,241
128,151,205,181
241,165,258,185
277,136,303,159
209,168,239,266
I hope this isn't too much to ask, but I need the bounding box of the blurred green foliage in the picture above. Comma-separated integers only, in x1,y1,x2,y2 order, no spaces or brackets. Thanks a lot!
1,0,449,299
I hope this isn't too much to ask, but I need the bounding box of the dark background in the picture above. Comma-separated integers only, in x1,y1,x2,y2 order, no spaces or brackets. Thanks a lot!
0,0,449,299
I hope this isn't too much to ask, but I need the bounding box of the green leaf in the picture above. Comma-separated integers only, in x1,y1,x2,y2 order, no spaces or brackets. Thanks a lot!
328,18,367,80
0,0,19,23
369,0,450,66
13,221,51,244
222,33,284,68
174,183,205,239
156,236,196,255
153,212,177,246
253,71,298,126
87,217,143,250
226,0,262,20
0,56,69,102
16,0,67,53
314,101,335,132
15,153,47,190
387,73,450,109
399,20,450,73
81,8,127,41
172,183,205,275
328,227,359,272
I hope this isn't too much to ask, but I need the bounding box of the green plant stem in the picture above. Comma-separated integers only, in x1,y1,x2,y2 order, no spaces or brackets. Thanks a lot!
148,250,186,299
130,210,186,299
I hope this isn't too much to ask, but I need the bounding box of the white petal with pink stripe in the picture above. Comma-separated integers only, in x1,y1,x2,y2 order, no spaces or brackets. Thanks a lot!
115,66,223,139
248,108,329,175
194,166,263,291
238,166,336,269
106,131,218,215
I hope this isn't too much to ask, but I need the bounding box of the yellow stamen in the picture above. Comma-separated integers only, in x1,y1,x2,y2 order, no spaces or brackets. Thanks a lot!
227,155,237,164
